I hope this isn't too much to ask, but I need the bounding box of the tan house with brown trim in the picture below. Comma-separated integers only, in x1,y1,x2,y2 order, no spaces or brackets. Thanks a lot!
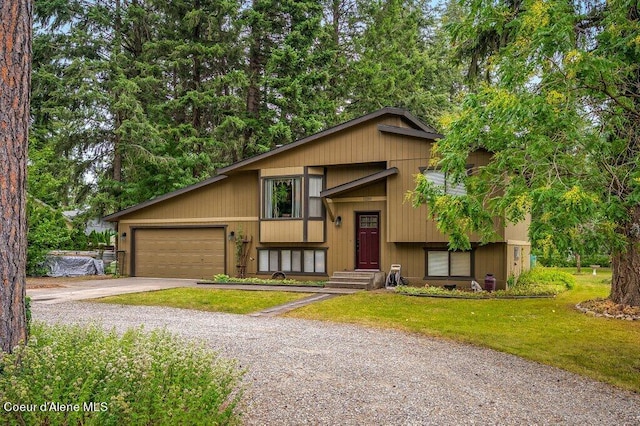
104,108,530,290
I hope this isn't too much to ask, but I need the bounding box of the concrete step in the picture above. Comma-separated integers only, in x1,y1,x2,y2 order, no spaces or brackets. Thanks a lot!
325,271,377,290
325,280,371,290
325,277,372,284
332,271,377,279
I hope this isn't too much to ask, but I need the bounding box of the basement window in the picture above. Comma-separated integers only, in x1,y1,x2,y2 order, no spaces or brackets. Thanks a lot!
258,248,326,274
425,250,472,278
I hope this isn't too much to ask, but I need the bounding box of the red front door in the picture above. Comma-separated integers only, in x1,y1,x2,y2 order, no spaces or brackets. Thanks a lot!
356,212,380,270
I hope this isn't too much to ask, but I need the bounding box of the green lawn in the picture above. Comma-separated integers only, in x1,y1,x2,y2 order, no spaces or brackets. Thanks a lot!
285,269,640,392
95,288,309,315
94,270,640,392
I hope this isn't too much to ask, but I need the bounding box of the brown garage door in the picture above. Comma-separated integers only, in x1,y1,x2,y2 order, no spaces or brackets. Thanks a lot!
133,228,225,279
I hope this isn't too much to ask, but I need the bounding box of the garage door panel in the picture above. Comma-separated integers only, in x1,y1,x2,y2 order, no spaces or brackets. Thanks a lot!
134,228,225,279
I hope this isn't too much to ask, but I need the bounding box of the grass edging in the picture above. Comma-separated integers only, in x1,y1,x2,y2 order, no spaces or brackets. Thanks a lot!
286,269,640,392
198,280,324,288
398,292,556,300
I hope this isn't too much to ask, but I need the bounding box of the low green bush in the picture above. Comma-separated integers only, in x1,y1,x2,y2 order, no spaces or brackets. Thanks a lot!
515,267,576,291
395,268,575,298
395,285,561,298
211,274,324,287
0,323,243,425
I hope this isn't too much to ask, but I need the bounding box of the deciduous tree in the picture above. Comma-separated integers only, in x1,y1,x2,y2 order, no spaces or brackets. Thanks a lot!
412,0,640,307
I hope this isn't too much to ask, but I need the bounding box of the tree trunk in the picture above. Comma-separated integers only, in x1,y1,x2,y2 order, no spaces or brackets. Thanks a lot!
611,205,640,307
112,0,123,185
0,0,32,353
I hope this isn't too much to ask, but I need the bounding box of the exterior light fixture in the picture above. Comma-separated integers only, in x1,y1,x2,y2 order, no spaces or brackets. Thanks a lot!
335,216,342,227
228,231,236,241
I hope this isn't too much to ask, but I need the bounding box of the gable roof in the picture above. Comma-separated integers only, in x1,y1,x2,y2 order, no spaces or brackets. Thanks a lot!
321,167,399,198
103,175,228,221
216,107,441,174
104,107,441,222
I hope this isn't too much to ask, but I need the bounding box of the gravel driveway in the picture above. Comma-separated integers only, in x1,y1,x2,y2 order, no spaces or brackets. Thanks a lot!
33,302,640,425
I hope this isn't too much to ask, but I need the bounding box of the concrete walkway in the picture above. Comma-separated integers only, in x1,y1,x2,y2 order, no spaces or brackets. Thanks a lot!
249,293,340,317
27,277,359,305
28,277,201,304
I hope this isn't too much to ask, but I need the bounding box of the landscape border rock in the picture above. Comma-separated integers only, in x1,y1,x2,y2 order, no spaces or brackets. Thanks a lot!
576,299,640,321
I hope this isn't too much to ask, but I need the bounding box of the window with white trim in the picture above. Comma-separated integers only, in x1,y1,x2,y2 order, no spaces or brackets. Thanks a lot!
308,176,323,218
426,250,472,278
423,169,466,196
263,177,302,218
258,248,326,274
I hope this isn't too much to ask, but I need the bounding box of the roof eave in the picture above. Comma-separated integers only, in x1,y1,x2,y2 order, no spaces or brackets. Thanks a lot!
103,175,228,222
321,167,399,198
217,107,435,175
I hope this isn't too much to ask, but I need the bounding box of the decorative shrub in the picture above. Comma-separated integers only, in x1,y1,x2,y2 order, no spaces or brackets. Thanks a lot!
0,323,243,425
396,285,563,298
396,268,575,298
211,275,324,287
515,268,576,291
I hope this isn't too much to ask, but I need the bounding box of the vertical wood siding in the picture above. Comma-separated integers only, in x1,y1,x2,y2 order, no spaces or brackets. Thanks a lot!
111,114,527,282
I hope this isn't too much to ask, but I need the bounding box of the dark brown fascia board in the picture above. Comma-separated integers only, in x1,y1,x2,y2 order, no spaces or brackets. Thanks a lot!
216,107,437,175
378,124,443,140
103,174,228,222
103,108,436,222
320,167,399,198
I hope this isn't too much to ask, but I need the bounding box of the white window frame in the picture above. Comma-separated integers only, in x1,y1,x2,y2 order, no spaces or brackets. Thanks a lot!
308,176,324,218
257,248,327,275
423,169,467,196
425,250,473,278
263,177,302,219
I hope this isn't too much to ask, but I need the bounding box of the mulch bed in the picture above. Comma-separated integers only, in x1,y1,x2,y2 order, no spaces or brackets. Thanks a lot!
576,298,640,321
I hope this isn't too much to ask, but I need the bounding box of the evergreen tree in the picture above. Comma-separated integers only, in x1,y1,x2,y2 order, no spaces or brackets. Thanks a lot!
345,0,459,126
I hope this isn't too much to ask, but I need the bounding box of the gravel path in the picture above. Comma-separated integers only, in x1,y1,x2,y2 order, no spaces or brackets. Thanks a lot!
33,302,640,425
